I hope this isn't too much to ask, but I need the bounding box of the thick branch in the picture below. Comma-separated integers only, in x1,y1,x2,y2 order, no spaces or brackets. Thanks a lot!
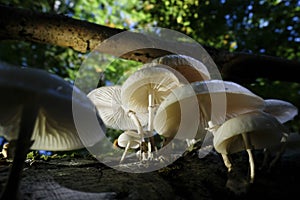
216,51,300,83
0,5,123,53
0,5,299,83
0,4,172,63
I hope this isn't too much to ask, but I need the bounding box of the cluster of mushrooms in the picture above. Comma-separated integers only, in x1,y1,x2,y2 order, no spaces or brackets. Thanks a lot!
87,54,298,185
0,54,298,198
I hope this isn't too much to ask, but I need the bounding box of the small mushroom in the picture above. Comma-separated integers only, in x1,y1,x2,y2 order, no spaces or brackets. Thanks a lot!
211,110,288,184
121,66,183,134
87,85,148,135
117,130,141,163
150,54,211,82
261,99,298,168
259,132,300,171
0,142,9,159
278,132,300,156
0,61,105,200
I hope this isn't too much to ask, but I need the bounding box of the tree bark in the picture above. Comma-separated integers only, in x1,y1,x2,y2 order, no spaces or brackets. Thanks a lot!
0,5,299,83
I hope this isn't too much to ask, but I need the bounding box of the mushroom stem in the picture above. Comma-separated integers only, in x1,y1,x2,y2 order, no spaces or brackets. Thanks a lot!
146,92,156,158
148,141,152,153
120,141,131,164
241,132,255,183
221,154,233,172
246,149,255,183
261,148,271,169
269,132,289,168
148,92,155,132
128,111,144,142
147,141,153,160
0,95,40,200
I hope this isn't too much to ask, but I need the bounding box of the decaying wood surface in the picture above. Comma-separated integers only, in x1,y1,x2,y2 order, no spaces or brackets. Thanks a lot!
1,148,300,200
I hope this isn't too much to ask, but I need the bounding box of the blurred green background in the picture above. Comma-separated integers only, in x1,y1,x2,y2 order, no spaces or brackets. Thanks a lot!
0,0,299,151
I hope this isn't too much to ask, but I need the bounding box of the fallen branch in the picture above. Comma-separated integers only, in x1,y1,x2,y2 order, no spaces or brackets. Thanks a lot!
1,5,299,83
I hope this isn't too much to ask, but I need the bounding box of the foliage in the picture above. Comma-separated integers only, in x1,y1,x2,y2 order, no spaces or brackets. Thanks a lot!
0,0,148,83
0,0,300,153
141,0,300,59
1,0,299,80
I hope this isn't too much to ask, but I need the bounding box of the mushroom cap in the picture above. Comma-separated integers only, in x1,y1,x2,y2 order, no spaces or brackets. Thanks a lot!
191,80,265,121
153,100,181,138
153,85,199,139
117,130,141,149
154,80,266,140
87,85,148,130
150,54,211,82
0,107,89,151
263,99,298,123
213,110,287,154
0,62,105,151
121,66,183,112
30,108,89,151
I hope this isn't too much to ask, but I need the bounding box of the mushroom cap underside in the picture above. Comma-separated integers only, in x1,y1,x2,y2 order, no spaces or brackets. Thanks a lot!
121,66,182,112
0,63,105,151
0,102,104,151
87,85,148,130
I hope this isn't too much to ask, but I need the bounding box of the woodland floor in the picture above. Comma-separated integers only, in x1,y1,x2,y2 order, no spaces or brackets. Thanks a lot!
0,146,300,200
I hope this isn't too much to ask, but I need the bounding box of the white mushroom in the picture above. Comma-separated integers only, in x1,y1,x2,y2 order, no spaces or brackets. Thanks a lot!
258,130,300,172
87,85,148,135
278,132,300,156
121,66,183,134
260,99,298,168
150,54,211,82
117,130,141,163
211,110,288,183
0,142,9,159
0,61,105,199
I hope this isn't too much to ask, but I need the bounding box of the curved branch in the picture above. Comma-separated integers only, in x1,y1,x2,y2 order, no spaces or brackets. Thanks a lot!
217,51,300,83
0,5,123,53
0,4,171,63
1,5,300,83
